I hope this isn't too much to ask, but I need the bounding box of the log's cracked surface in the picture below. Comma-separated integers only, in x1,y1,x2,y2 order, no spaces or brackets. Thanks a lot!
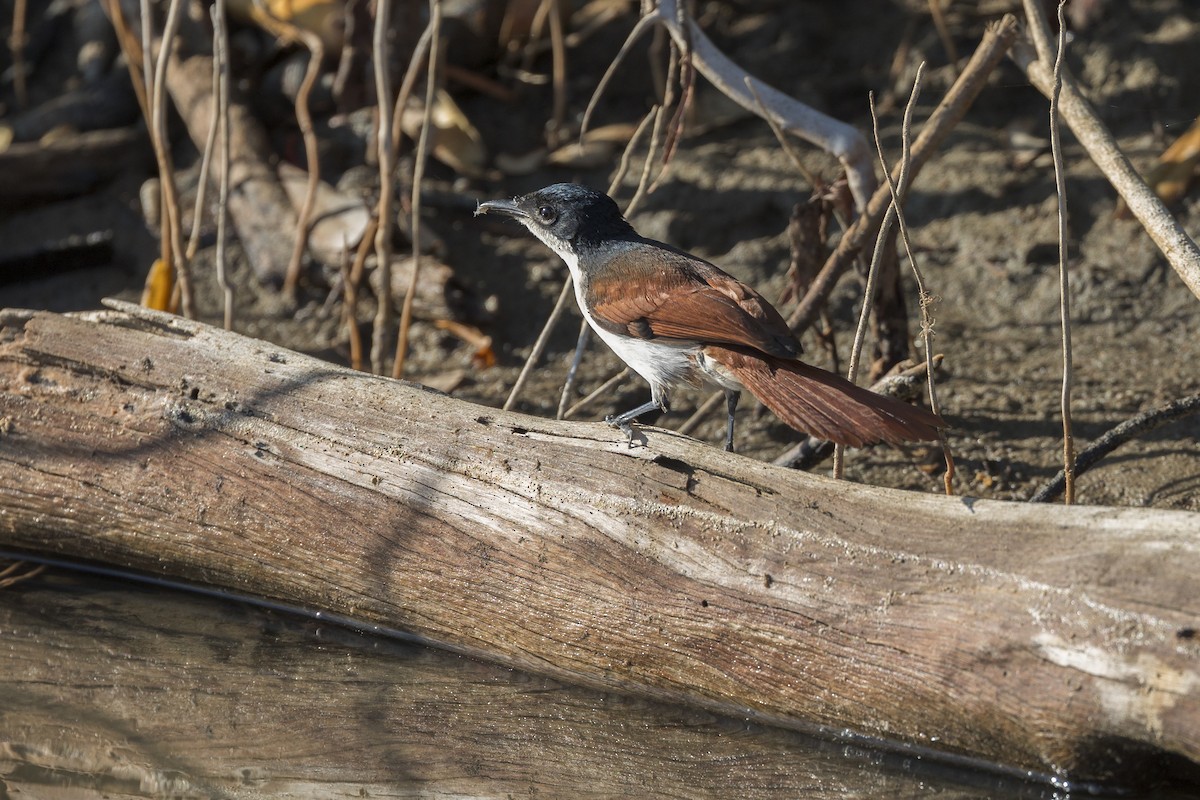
1,301,1197,788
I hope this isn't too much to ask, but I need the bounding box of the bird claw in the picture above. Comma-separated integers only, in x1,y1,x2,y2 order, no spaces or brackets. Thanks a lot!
605,415,644,448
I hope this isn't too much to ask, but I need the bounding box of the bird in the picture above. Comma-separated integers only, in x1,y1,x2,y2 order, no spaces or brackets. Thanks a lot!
476,182,944,452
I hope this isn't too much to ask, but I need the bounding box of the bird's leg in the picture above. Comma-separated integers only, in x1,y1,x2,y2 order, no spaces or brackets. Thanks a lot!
606,397,667,446
723,389,740,452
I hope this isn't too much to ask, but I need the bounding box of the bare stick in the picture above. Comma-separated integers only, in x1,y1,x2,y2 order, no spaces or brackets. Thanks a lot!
546,0,568,148
927,0,959,75
503,278,575,412
102,0,151,121
393,0,442,380
282,33,326,302
786,15,1019,337
1031,393,1200,503
648,0,876,211
147,0,195,319
214,0,233,331
1012,11,1200,302
10,0,28,109
834,76,923,479
557,320,592,419
564,368,631,420
579,13,656,144
186,16,223,264
871,64,954,494
370,0,395,376
1048,1,1075,504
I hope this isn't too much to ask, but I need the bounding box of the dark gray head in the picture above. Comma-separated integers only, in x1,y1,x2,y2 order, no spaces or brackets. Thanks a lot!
476,183,636,256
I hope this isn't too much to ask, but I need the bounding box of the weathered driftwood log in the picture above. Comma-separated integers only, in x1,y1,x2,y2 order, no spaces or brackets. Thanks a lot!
0,573,1032,799
0,302,1197,789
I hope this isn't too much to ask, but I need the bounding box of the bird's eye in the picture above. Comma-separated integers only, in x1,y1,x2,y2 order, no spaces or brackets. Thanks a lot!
537,206,558,224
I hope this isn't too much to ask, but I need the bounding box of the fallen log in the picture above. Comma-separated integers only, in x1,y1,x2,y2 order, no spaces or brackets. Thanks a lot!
0,301,1197,790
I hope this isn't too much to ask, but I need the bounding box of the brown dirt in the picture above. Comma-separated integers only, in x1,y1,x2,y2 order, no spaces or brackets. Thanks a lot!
3,0,1198,510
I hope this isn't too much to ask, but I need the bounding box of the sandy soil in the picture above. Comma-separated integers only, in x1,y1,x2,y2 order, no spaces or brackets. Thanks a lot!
3,0,1197,510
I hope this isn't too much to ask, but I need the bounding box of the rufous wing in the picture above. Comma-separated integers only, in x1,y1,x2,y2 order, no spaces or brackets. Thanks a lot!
586,246,800,359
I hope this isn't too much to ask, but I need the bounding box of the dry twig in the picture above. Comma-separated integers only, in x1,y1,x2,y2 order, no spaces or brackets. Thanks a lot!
1047,1,1075,504
143,0,196,319
281,32,326,301
834,75,923,480
1012,5,1200,301
393,0,443,380
370,1,395,375
1031,393,1200,504
213,0,233,331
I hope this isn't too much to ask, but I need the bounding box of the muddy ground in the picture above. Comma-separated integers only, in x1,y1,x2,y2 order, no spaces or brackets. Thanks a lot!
3,0,1197,510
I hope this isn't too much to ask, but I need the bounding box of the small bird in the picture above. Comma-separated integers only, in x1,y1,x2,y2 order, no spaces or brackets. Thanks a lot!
476,183,943,451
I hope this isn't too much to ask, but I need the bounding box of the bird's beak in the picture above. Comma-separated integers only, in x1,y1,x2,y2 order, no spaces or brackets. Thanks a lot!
474,198,529,219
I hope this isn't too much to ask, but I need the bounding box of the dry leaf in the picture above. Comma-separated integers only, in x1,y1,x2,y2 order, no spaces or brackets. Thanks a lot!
141,258,173,312
402,90,487,177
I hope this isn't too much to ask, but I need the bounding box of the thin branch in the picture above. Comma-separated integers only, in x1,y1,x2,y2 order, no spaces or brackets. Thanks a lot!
282,33,326,302
546,0,568,148
370,0,395,376
564,368,631,420
557,320,592,419
648,0,877,212
1031,393,1200,504
213,0,233,331
503,278,576,412
833,76,922,479
1011,14,1200,302
787,14,1019,336
10,0,29,109
147,0,195,319
870,63,954,494
1049,1,1075,504
579,13,656,144
393,0,443,380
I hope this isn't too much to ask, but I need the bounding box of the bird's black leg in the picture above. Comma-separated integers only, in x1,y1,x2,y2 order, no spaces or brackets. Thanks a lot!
606,398,665,446
723,389,740,452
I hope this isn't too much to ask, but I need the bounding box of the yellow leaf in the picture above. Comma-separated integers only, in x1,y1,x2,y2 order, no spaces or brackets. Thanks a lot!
141,258,174,312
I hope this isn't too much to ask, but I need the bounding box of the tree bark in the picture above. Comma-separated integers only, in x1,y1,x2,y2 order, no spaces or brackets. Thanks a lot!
0,302,1197,789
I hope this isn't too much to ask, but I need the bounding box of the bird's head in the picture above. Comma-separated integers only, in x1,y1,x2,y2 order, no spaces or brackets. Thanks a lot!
475,183,635,260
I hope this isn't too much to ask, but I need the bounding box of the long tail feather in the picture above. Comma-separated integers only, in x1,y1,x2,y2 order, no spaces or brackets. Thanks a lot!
705,346,944,447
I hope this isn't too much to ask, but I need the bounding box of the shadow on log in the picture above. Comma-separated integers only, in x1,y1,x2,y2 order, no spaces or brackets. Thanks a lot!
0,301,1197,791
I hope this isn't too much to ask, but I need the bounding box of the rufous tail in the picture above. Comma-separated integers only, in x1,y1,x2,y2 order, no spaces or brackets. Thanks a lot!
706,345,944,447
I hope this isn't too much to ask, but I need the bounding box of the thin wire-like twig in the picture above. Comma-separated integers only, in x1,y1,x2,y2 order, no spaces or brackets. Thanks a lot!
10,0,29,109
546,0,567,148
370,0,395,375
564,368,632,420
1031,393,1200,503
1014,4,1200,301
503,279,575,412
869,63,954,494
146,0,195,319
833,76,923,479
214,0,233,331
186,12,223,264
557,319,592,419
393,0,442,380
1049,0,1074,504
282,33,326,302
579,13,656,144
786,16,1019,338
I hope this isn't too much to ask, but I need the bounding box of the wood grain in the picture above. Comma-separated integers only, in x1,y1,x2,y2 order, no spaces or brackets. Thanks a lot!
0,302,1197,789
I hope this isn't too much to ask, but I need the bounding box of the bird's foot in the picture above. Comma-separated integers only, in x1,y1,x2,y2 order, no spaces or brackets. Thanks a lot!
605,415,646,448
